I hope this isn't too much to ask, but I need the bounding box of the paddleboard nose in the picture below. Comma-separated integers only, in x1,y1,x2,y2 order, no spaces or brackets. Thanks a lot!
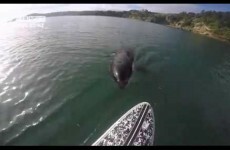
92,102,155,146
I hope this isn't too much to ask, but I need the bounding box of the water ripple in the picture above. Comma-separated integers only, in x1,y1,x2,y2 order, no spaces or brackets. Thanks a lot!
2,98,13,104
5,116,45,144
0,107,34,133
14,89,33,106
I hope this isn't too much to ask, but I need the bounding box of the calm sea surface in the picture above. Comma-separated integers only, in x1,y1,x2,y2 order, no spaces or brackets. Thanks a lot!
0,16,230,145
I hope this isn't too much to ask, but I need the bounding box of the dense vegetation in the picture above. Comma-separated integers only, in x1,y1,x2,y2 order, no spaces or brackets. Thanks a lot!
28,10,230,42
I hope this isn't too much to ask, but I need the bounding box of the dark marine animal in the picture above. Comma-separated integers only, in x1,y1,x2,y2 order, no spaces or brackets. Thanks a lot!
110,49,134,89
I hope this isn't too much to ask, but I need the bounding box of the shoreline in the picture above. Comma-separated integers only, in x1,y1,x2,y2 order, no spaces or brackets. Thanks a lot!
26,13,230,44
166,24,230,44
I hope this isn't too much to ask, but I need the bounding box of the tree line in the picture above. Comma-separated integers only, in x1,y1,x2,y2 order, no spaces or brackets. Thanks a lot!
28,9,230,41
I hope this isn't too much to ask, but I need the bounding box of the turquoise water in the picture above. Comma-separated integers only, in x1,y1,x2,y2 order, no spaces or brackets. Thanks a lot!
0,16,230,145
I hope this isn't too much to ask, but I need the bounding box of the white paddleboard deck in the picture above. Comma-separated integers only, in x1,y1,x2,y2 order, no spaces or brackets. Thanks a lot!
92,102,155,146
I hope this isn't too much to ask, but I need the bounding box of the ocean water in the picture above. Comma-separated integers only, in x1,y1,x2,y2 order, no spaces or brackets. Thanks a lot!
0,16,230,145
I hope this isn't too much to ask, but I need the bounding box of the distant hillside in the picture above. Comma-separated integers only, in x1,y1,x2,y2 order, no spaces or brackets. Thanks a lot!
28,10,230,42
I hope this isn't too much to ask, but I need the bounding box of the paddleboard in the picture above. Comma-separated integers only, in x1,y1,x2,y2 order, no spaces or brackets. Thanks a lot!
92,102,155,146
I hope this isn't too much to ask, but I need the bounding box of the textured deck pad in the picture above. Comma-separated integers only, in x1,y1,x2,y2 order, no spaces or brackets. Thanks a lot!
92,102,155,146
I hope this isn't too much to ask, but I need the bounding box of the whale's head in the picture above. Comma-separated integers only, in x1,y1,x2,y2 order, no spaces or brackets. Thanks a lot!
112,68,129,89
